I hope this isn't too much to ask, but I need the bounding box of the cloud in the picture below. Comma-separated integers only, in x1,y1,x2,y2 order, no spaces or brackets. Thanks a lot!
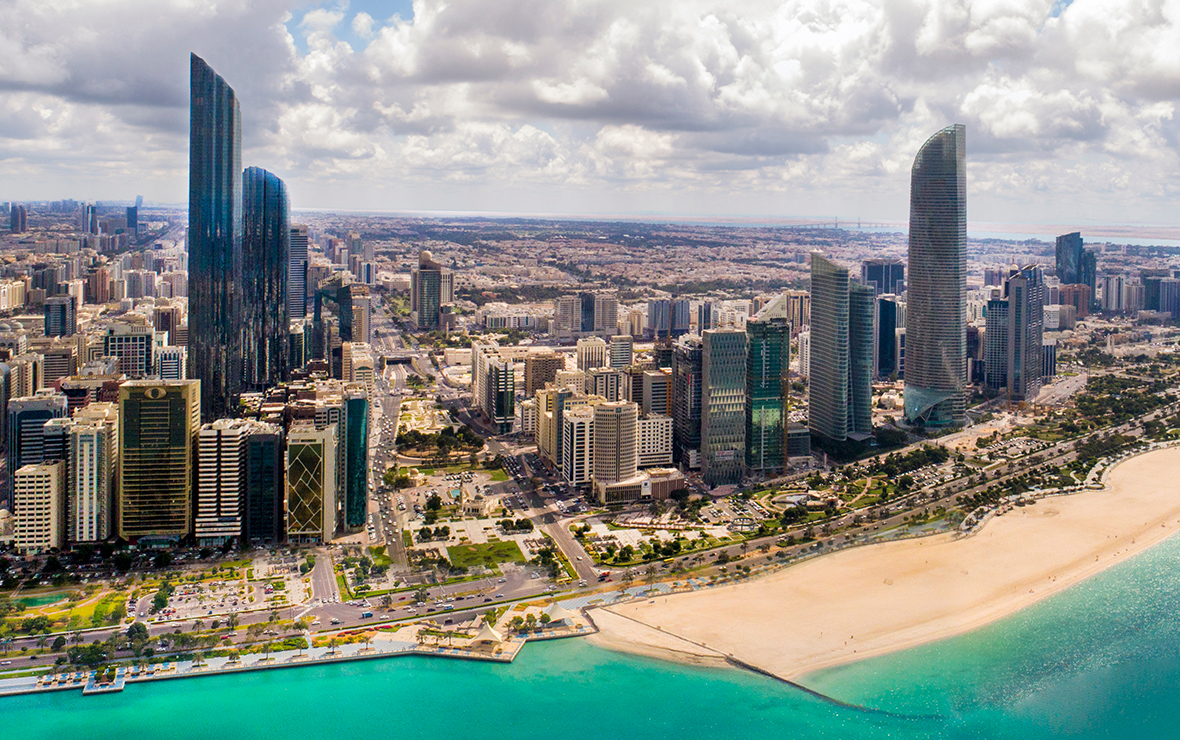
0,0,1177,223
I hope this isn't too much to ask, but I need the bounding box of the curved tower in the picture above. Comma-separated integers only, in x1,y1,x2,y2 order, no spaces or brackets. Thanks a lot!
189,53,242,420
904,124,966,426
241,166,290,390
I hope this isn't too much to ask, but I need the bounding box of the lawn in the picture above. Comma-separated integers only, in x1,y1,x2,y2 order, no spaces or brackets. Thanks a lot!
367,546,393,568
447,541,526,570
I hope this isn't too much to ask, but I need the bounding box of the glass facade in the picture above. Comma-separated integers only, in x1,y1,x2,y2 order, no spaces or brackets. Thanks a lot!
189,53,242,421
671,335,703,467
809,254,874,442
745,317,789,471
289,225,309,320
286,424,336,543
701,329,746,487
117,380,200,541
344,392,369,529
242,167,290,391
905,124,967,426
245,429,284,544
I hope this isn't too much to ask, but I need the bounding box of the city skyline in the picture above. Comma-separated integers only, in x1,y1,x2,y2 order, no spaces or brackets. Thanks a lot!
2,1,1179,225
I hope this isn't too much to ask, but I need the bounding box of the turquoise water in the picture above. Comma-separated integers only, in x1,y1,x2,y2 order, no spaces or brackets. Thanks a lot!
11,536,1180,738
15,592,69,608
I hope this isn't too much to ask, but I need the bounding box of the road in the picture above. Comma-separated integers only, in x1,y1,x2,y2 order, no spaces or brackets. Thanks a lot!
308,552,339,603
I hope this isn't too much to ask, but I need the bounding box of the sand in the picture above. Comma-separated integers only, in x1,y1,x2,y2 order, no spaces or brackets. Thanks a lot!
590,446,1180,681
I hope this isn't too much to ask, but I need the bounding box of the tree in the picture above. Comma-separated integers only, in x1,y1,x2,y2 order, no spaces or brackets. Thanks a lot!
52,635,67,652
226,613,240,631
539,613,552,627
328,637,340,656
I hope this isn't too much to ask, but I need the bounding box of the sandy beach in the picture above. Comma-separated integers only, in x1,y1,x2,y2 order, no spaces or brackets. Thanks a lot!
590,446,1180,681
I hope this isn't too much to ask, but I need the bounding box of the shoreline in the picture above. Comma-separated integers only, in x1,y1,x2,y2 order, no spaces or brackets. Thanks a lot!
589,446,1180,683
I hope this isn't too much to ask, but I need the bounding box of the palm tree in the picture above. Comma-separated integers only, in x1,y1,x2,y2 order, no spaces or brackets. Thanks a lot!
327,637,340,656
226,613,239,631
36,635,47,654
262,640,273,662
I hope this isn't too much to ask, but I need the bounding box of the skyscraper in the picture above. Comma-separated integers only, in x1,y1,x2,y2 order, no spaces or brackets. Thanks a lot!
44,296,76,337
118,379,200,542
189,53,242,421
861,259,906,297
745,297,791,472
671,334,703,468
196,418,250,546
241,166,290,390
875,295,905,378
593,401,638,486
245,424,284,544
701,329,746,487
985,265,1045,402
289,224,309,320
525,352,565,398
13,461,65,554
905,124,967,426
609,334,633,368
67,404,117,544
7,392,68,472
342,386,369,530
286,421,337,544
808,254,874,442
410,250,451,331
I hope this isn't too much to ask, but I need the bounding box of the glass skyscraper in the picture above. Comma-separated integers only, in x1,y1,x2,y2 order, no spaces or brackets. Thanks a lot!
245,425,284,544
671,334,703,468
343,389,369,530
905,124,967,426
701,329,746,487
809,254,874,442
189,53,242,421
289,225,309,320
241,166,290,391
745,314,790,471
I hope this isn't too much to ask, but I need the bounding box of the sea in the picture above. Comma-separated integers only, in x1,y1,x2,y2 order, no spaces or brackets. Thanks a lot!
12,534,1180,739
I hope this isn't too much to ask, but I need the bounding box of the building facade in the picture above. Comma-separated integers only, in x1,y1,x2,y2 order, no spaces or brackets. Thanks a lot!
241,166,290,391
701,329,746,487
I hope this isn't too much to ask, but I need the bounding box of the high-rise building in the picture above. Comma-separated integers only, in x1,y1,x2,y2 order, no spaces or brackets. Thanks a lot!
289,224,309,320
117,379,200,542
524,352,565,398
196,418,250,546
126,205,139,238
637,413,674,468
1059,283,1092,319
701,329,746,487
342,386,369,530
808,253,874,442
286,421,337,544
641,369,671,417
1055,232,1097,296
44,296,76,337
594,294,619,335
189,53,242,421
410,250,452,331
671,299,691,338
861,259,906,297
241,166,290,391
587,367,625,402
745,301,790,472
985,265,1045,402
7,391,68,471
155,346,187,380
609,335,633,369
245,424,284,544
562,407,595,486
876,295,905,378
576,336,608,371
67,404,117,543
671,334,703,468
103,323,156,378
9,204,27,234
647,299,671,340
472,340,515,433
13,461,65,554
593,401,638,486
905,123,967,426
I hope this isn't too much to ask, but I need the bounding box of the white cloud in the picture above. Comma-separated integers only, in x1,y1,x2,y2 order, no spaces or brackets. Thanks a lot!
0,0,1177,223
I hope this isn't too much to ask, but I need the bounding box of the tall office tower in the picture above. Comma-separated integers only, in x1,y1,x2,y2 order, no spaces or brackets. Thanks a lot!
1059,283,1092,318
637,413,674,468
593,401,638,486
985,266,1045,401
472,340,515,433
7,392,67,470
241,166,290,391
41,417,71,465
876,295,905,378
189,53,243,421
9,205,27,233
808,254,874,442
13,461,65,554
289,224,309,319
244,424,284,544
594,294,619,335
577,292,595,333
745,300,790,472
609,334,633,369
410,250,451,331
117,379,200,542
67,405,117,543
905,123,967,426
701,329,746,487
195,418,250,546
698,301,715,332
561,406,595,486
553,295,579,336
103,323,156,378
576,336,608,371
1055,232,1096,295
156,346,187,380
126,206,138,238
587,367,625,402
40,342,77,387
286,421,337,544
351,292,372,344
647,299,671,340
153,304,183,341
671,299,691,338
44,296,76,337
343,386,369,530
671,334,703,468
641,369,671,417
861,259,906,297
88,268,111,304
83,204,99,234
524,352,565,398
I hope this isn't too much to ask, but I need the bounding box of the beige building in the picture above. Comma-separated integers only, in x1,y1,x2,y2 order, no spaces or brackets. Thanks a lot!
14,461,66,554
